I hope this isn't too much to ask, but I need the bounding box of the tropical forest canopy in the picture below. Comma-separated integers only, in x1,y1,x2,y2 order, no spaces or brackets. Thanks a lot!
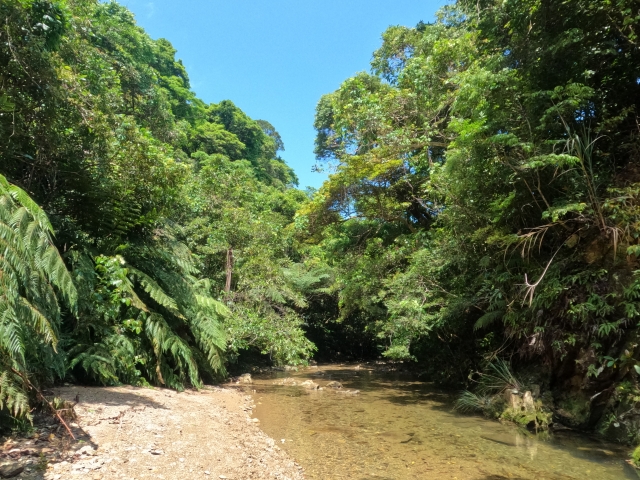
2,0,640,436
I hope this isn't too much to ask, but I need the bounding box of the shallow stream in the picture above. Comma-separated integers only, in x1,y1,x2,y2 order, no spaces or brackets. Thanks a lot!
247,364,637,479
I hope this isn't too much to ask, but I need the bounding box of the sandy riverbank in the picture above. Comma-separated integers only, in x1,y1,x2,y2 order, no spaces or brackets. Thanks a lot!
0,385,305,480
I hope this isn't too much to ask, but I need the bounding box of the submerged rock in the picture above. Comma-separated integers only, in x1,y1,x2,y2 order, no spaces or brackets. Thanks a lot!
335,389,360,395
230,373,252,384
273,377,298,386
325,381,343,389
480,435,519,447
300,380,319,390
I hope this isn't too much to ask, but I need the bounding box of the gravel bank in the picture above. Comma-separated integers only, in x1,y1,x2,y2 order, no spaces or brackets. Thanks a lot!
1,385,305,480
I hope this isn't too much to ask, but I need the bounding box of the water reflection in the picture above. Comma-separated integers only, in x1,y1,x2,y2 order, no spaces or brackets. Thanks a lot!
245,365,637,479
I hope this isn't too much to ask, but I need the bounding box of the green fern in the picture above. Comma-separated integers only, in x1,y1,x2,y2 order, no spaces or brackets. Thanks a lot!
474,309,505,331
69,226,228,389
0,174,77,419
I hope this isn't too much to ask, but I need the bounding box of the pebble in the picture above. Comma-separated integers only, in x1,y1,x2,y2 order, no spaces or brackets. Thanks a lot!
76,445,97,456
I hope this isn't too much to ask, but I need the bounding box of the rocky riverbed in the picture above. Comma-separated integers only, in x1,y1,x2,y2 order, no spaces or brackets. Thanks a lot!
0,385,304,480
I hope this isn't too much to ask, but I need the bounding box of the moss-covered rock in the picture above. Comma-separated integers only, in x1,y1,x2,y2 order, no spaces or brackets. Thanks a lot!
500,398,553,431
554,394,591,429
630,445,640,468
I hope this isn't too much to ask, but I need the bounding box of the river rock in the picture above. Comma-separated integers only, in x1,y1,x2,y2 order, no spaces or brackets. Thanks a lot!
273,377,297,386
522,391,535,411
480,435,518,447
504,390,522,409
239,373,252,384
300,380,319,390
0,462,24,478
335,389,359,395
76,445,97,456
554,408,585,428
530,384,541,398
325,381,343,389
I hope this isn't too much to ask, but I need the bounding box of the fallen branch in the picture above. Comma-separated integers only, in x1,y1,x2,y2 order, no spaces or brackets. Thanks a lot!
10,368,76,440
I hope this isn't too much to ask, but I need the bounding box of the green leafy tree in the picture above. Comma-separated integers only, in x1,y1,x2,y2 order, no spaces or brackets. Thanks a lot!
305,0,640,388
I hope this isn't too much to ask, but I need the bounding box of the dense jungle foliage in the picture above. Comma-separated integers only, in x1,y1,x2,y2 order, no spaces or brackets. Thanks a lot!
0,0,324,419
2,0,640,444
302,0,640,442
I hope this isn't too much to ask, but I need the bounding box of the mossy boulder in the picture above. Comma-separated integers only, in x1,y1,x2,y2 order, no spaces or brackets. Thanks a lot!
631,445,640,469
500,402,552,430
554,394,591,429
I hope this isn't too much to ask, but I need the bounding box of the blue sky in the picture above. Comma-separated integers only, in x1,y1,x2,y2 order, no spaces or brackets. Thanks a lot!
121,0,448,188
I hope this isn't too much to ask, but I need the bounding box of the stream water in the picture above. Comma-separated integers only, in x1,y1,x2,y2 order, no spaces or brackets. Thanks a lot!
246,364,637,479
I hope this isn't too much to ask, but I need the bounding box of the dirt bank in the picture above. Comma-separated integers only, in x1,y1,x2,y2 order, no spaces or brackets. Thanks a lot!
1,385,305,480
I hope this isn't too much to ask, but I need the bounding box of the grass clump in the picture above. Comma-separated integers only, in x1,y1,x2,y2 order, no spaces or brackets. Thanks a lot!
455,359,551,430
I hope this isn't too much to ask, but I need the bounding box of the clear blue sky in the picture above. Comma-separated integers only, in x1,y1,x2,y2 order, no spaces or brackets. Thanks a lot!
121,0,448,188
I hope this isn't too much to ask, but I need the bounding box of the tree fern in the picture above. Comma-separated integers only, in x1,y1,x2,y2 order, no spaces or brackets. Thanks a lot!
68,227,228,389
0,174,77,419
128,266,184,319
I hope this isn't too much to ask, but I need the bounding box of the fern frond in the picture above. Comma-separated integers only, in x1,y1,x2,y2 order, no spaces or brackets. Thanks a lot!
0,174,77,419
129,267,183,319
145,313,201,387
191,308,226,372
16,297,57,349
0,370,30,418
474,310,504,331
7,184,54,233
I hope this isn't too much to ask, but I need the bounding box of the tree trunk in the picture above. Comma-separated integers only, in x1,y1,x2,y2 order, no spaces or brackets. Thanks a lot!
225,247,233,293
